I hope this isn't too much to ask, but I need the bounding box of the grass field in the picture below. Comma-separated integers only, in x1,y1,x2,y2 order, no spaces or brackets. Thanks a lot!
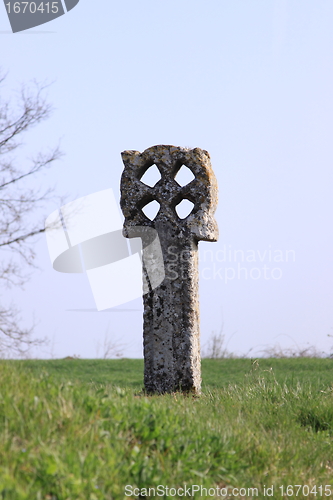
0,358,333,499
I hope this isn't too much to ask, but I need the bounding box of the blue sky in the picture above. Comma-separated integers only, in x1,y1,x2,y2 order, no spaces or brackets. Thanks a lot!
1,0,333,358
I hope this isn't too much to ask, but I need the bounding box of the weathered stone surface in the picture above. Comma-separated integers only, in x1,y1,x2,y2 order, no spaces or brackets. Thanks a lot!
120,145,218,394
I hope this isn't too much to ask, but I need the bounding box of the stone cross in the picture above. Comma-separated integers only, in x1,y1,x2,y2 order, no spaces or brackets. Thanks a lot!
120,145,218,394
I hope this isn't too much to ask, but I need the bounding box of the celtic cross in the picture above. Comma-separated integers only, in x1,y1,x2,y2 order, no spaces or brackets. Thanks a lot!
120,145,218,394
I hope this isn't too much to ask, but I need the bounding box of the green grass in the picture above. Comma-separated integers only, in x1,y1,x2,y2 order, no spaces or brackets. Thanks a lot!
0,359,333,499
20,358,145,388
17,357,333,389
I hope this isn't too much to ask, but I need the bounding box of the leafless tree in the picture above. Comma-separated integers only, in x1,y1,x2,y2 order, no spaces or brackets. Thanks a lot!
201,323,235,359
258,343,323,358
95,327,125,359
0,70,62,356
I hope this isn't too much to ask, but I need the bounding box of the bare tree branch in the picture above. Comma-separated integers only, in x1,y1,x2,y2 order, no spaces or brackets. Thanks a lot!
0,70,62,356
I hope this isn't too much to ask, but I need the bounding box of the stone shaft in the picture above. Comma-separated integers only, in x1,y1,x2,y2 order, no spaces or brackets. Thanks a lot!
120,145,218,394
143,221,200,393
